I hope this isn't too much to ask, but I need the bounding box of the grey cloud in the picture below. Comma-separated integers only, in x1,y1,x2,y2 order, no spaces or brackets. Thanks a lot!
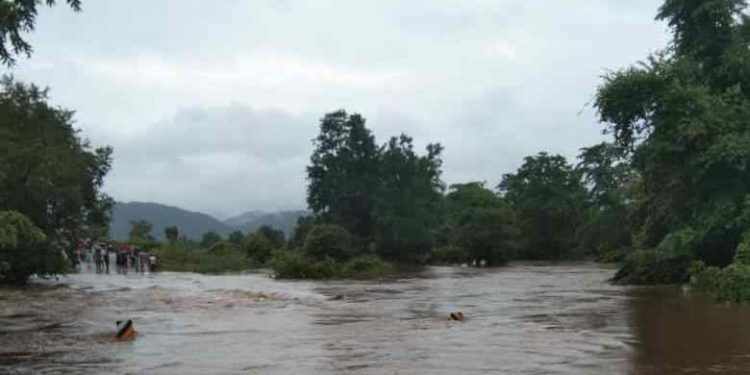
104,105,317,218
11,0,669,216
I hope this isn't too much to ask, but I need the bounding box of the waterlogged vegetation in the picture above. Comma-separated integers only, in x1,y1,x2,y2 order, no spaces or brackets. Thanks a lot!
4,0,750,305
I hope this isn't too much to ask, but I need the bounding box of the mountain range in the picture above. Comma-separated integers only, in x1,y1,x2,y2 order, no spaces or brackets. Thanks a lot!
109,202,307,241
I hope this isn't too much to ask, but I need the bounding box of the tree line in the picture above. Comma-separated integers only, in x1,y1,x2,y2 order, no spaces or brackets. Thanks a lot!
4,0,750,301
262,110,635,278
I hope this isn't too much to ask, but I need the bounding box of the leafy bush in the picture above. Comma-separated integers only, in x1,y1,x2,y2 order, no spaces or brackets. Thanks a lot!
430,245,468,265
156,241,255,274
613,229,696,284
0,211,68,283
303,224,353,262
688,261,722,293
597,247,632,263
613,248,693,284
714,264,750,303
243,232,275,264
688,232,750,303
269,249,334,279
269,249,392,279
734,230,750,266
208,241,239,253
340,255,393,278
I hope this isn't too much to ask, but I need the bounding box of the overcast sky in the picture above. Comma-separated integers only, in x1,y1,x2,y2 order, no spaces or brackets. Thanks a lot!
11,0,670,218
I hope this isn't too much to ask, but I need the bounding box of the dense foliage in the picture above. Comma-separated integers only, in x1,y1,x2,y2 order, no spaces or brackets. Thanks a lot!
129,220,155,242
155,239,255,274
690,230,750,302
200,231,221,248
0,78,112,281
164,225,179,243
0,210,67,283
596,0,750,285
274,108,643,279
576,143,635,260
434,182,519,265
499,153,587,260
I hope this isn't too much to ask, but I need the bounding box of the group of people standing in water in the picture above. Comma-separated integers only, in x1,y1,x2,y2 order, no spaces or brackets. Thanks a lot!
75,240,156,274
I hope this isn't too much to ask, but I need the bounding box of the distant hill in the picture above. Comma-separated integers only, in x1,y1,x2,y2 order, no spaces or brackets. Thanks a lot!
224,210,308,237
110,202,307,241
110,202,232,241
223,210,265,228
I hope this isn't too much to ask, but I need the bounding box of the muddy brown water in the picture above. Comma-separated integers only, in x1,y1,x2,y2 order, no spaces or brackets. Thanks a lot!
1,263,750,374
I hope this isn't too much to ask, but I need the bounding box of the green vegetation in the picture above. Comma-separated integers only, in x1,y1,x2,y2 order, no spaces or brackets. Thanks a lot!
434,183,519,265
499,153,587,260
270,249,391,279
200,231,221,248
228,230,244,245
593,0,750,289
164,225,179,243
268,224,394,279
689,231,750,303
5,0,750,299
154,239,255,274
0,0,82,66
0,77,112,283
271,108,636,278
0,210,69,283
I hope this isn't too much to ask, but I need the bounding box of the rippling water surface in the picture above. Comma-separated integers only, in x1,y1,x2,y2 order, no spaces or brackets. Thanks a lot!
2,263,750,374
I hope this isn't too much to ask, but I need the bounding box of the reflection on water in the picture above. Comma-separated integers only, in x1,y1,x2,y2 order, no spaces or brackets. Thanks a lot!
628,286,750,374
0,263,749,374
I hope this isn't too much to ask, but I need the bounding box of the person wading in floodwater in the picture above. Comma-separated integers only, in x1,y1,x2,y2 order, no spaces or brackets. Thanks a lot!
93,246,102,273
103,246,110,274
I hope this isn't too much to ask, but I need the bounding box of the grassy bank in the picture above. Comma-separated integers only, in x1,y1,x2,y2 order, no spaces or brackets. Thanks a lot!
154,242,256,274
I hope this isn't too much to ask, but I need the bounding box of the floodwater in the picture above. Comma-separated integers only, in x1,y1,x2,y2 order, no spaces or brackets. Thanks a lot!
2,263,750,374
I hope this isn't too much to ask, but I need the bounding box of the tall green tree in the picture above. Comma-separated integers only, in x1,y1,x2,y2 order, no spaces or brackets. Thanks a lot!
0,0,82,66
288,215,318,249
498,152,587,259
255,225,285,249
128,220,154,243
596,0,750,276
307,110,380,240
442,182,519,265
374,134,444,262
0,77,113,256
304,110,447,265
575,143,636,257
164,226,179,243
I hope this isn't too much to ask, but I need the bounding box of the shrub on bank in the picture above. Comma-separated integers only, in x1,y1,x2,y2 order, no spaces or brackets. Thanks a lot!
269,249,333,279
612,229,696,284
269,249,392,279
339,255,393,278
612,248,692,284
690,262,750,303
303,224,354,262
156,241,255,274
688,231,750,303
597,247,632,263
430,245,468,265
0,211,69,284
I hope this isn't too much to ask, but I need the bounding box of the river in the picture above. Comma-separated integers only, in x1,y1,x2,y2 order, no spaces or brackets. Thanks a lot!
1,262,750,374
